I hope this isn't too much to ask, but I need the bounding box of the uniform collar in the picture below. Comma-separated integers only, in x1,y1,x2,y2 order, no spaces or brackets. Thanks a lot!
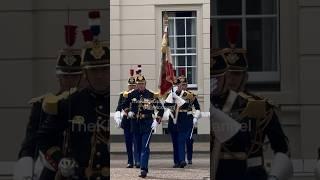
137,89,147,94
87,88,108,99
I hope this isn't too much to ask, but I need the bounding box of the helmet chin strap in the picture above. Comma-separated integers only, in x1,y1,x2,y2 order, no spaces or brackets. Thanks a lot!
236,77,245,92
219,76,228,95
236,72,248,92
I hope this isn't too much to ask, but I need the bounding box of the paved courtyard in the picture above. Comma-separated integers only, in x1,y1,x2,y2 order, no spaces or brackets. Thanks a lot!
111,153,210,180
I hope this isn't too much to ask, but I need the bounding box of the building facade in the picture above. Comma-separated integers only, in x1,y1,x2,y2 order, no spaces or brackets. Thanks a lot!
110,0,211,135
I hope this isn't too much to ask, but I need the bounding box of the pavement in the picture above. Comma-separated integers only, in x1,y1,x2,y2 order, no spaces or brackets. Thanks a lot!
111,142,210,154
111,153,210,180
110,142,210,180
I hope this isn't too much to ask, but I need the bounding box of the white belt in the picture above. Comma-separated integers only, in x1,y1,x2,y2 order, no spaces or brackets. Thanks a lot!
247,156,263,168
178,110,193,115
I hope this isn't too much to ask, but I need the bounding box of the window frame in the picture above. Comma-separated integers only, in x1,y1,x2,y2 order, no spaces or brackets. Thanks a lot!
167,14,198,88
156,6,203,92
211,0,280,83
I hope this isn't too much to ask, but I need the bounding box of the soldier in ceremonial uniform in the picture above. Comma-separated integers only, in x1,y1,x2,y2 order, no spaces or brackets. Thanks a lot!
211,22,293,180
37,38,110,180
14,47,83,180
122,73,164,178
114,69,137,168
182,75,201,165
165,70,201,168
164,83,183,168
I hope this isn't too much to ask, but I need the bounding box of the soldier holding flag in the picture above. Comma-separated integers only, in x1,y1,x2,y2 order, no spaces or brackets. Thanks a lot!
164,70,201,168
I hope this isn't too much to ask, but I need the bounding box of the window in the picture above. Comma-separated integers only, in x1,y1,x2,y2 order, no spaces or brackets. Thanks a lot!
164,11,198,88
211,0,279,83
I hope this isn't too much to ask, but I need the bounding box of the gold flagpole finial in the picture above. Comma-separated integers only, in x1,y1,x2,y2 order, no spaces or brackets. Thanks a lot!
163,12,169,25
161,12,169,54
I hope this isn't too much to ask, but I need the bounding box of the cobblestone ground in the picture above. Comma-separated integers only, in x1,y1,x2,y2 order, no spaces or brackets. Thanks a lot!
111,153,210,180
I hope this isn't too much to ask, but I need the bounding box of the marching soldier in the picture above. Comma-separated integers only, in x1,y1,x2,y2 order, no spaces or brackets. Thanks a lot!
114,69,137,168
13,48,83,179
211,22,293,180
164,83,184,168
37,38,110,180
165,70,201,168
122,73,164,178
182,75,201,165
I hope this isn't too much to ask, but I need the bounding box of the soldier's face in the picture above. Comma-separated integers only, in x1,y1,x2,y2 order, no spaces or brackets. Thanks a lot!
136,83,146,91
58,74,82,91
85,67,109,92
179,83,187,91
225,71,247,92
128,85,136,91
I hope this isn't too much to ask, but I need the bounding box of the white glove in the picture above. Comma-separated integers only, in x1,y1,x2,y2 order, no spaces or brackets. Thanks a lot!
193,118,198,126
210,77,218,92
58,158,78,177
128,111,135,118
114,111,122,128
193,110,201,119
151,119,158,132
33,157,44,180
13,156,33,180
115,117,121,128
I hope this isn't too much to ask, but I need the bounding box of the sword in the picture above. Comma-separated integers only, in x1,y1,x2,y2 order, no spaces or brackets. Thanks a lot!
145,129,154,148
190,125,194,140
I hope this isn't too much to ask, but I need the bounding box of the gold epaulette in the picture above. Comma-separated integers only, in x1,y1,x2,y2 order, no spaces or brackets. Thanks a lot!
153,91,160,99
28,93,53,104
123,89,134,98
238,92,267,119
42,88,77,115
42,94,60,115
183,91,196,101
187,90,197,97
149,90,160,99
245,92,278,109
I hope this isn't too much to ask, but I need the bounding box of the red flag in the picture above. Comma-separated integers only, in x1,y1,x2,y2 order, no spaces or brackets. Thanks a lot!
159,13,175,96
159,51,175,96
